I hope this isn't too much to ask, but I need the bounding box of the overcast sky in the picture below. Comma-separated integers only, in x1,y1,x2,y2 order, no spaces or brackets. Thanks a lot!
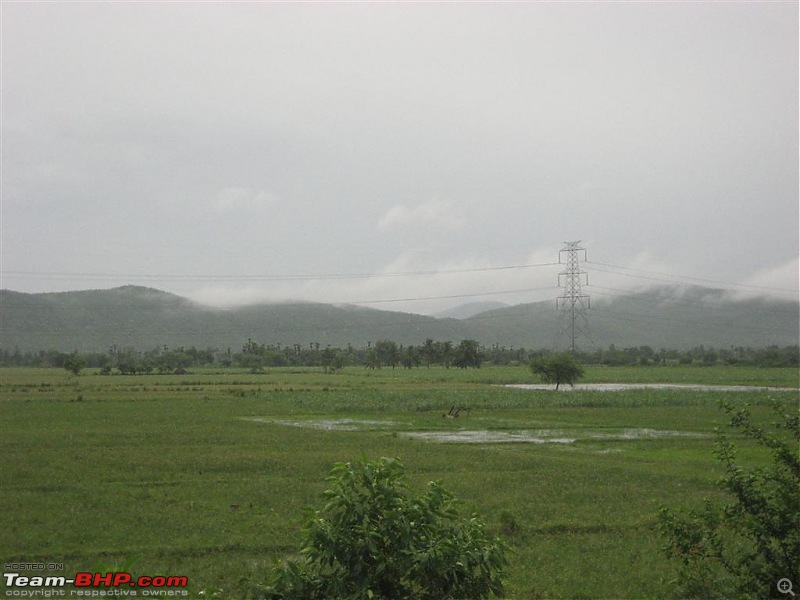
2,1,797,314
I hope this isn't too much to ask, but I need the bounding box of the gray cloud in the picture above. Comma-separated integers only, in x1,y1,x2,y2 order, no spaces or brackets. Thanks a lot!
2,2,797,313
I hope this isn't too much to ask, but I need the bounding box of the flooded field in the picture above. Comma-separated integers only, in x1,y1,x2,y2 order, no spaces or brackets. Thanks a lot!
237,379,796,448
246,417,710,445
402,428,708,444
241,417,406,431
506,383,798,392
3,365,797,599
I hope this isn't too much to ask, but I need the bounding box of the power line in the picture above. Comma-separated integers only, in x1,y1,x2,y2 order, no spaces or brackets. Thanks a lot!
587,285,799,316
3,253,796,323
0,262,559,283
352,286,558,306
0,286,560,311
4,258,795,300
586,260,797,298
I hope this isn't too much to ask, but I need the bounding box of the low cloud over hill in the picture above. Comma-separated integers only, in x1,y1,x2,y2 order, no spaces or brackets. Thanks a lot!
1,285,797,353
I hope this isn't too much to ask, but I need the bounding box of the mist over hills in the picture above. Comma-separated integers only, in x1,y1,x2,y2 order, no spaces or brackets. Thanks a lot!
0,286,466,352
433,301,510,320
463,285,799,350
0,285,797,353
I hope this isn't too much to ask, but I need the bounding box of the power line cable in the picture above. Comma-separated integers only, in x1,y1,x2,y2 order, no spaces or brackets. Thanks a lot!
0,262,560,283
0,286,560,310
587,285,799,317
350,286,558,306
587,260,797,297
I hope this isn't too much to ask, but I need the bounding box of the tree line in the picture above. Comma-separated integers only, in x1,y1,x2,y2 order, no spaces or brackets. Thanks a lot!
0,341,797,373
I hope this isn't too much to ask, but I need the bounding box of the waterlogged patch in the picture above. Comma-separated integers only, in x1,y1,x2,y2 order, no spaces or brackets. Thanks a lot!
242,417,403,431
506,383,797,392
589,428,708,440
241,417,708,445
402,430,576,444
402,427,709,445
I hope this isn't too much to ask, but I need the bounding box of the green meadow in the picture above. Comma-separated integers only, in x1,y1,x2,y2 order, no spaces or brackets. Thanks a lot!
1,365,797,598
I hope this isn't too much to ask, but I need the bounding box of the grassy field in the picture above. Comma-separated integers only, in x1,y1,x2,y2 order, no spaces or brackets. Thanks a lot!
1,365,797,598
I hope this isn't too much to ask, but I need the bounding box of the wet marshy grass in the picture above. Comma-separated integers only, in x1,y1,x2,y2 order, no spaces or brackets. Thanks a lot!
1,365,796,598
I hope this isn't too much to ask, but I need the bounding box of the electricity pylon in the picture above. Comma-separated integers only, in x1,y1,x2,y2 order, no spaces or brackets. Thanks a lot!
556,241,592,353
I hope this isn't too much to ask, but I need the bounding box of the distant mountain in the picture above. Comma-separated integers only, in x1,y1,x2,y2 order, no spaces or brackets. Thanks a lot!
0,286,467,352
463,285,800,350
433,301,510,320
0,285,797,352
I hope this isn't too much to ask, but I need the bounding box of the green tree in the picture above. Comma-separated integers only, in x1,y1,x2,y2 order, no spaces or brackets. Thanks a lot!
438,341,453,369
529,353,584,390
659,401,800,599
453,339,482,369
321,346,344,373
63,352,86,376
421,338,437,368
400,345,420,369
365,348,381,370
253,457,507,600
375,340,400,369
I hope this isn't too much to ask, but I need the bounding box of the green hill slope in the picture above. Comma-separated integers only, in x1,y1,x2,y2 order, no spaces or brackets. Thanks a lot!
1,285,797,352
464,285,799,349
0,286,468,352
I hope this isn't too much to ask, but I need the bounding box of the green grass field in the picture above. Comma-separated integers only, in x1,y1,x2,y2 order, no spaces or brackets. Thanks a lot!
1,365,797,598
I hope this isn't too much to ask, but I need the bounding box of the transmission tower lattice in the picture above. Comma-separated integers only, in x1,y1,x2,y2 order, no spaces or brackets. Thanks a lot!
556,241,592,353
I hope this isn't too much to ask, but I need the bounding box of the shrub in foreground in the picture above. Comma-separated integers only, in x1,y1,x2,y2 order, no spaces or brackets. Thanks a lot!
251,457,507,599
659,400,800,599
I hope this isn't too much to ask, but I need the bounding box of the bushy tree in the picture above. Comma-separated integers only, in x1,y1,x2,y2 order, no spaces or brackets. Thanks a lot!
63,352,86,376
529,353,584,389
252,457,507,600
321,346,344,373
453,339,482,369
374,340,400,369
659,400,800,599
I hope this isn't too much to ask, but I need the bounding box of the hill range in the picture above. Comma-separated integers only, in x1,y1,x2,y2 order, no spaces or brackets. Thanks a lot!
0,285,797,353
